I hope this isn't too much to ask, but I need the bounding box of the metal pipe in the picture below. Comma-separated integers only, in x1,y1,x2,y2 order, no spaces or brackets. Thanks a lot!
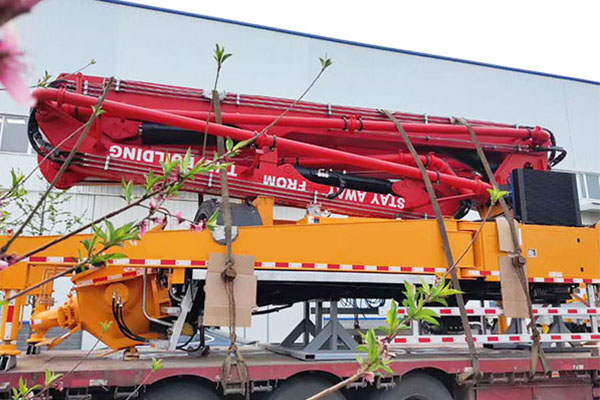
142,268,172,327
33,89,493,196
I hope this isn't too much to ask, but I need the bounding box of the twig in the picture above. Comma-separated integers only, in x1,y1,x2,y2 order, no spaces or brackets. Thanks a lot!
306,372,362,400
1,77,115,255
444,206,493,279
259,64,329,136
123,372,153,400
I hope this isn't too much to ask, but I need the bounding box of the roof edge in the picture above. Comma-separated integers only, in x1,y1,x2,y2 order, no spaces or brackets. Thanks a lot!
97,0,599,86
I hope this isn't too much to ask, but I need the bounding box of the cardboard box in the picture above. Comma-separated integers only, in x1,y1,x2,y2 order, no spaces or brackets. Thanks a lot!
203,253,257,328
499,255,529,318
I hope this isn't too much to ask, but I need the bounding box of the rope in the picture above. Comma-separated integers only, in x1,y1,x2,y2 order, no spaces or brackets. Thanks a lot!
381,109,482,381
212,90,250,397
454,117,549,376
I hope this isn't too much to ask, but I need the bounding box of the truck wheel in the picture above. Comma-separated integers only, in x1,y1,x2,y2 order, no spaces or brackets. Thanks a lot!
142,380,219,400
373,373,453,400
267,376,347,400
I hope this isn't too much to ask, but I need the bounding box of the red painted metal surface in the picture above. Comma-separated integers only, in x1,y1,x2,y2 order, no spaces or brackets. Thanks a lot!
27,74,558,218
1,350,598,393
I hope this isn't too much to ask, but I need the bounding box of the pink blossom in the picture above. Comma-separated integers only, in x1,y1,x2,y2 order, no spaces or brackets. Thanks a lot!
139,220,148,237
363,371,375,384
0,260,8,271
174,210,185,225
54,380,64,392
189,222,205,232
0,1,41,26
157,216,168,229
149,199,157,211
0,23,34,106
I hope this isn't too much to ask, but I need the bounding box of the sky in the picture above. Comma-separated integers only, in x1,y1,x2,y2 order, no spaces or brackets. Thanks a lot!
130,0,600,83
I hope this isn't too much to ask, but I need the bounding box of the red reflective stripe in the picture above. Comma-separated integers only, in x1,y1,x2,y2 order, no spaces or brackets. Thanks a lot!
442,337,454,343
551,335,561,340
302,263,315,268
93,276,108,283
29,256,46,262
191,260,206,266
128,259,145,264
418,338,431,343
440,309,452,315
327,264,340,270
122,271,137,278
275,262,288,268
160,260,176,265
423,267,435,273
571,335,582,340
567,309,578,314
5,306,15,322
487,336,499,342
509,336,521,341
377,266,389,271
353,265,365,270
400,267,412,272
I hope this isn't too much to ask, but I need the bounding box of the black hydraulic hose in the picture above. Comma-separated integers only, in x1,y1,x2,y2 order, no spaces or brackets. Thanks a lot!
112,298,147,343
117,304,148,343
176,329,197,350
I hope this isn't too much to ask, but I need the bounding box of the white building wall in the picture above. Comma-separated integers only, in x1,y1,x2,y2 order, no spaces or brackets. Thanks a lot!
0,0,599,346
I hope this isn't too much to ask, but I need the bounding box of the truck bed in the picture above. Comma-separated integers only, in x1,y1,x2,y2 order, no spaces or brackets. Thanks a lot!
2,345,599,391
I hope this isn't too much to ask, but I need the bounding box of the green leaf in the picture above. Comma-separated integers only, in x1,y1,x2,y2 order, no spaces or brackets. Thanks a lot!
105,253,127,260
44,368,63,387
319,54,333,70
90,58,97,65
121,179,133,204
380,365,394,374
91,224,106,241
206,210,219,232
356,344,369,352
91,104,105,117
151,357,163,373
214,44,232,67
100,320,113,334
487,187,510,205
182,148,192,173
226,137,234,152
0,300,8,306
232,137,252,152
145,170,162,193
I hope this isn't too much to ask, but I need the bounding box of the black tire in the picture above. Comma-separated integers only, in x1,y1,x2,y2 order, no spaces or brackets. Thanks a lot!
142,380,220,400
267,376,347,400
373,373,453,400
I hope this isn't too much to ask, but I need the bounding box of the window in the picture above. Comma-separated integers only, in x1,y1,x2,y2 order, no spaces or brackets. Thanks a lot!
585,174,600,200
0,115,29,153
578,173,587,198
